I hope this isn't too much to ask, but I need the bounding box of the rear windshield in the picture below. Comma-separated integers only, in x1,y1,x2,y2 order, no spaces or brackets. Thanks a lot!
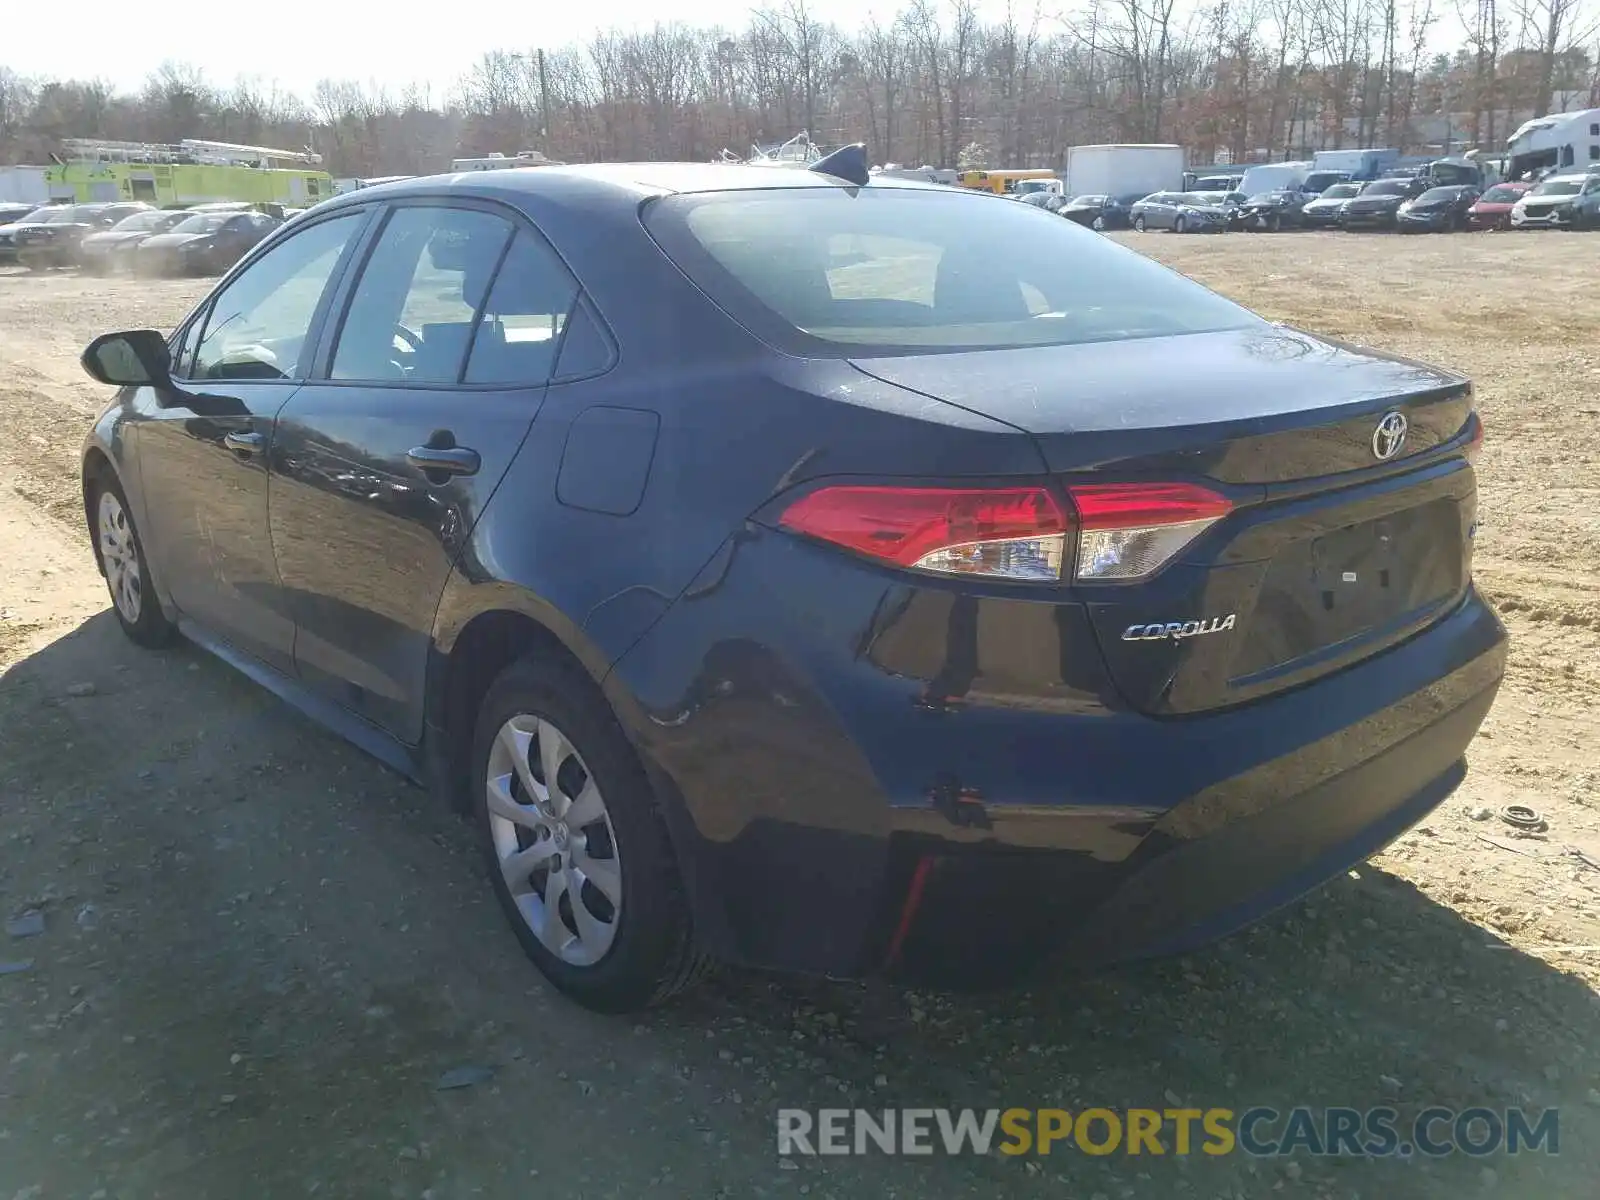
645,188,1259,356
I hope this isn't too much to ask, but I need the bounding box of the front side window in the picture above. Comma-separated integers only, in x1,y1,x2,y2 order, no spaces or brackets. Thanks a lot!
645,188,1259,356
190,212,363,382
331,206,514,384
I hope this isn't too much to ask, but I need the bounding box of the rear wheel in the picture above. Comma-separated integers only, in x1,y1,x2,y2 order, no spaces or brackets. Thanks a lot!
1133,216,1147,232
91,476,176,648
471,656,711,1012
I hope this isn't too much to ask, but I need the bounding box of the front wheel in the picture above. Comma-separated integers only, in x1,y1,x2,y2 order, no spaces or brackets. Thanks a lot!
1266,213,1281,232
1091,215,1105,231
1172,215,1187,234
91,476,176,648
1133,216,1146,232
472,657,711,1012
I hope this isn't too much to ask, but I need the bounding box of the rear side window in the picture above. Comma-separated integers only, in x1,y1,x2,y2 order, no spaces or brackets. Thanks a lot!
645,188,1258,357
463,230,579,385
332,206,514,384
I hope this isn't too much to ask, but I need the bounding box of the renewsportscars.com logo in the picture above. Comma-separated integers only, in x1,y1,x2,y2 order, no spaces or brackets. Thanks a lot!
776,1106,1560,1159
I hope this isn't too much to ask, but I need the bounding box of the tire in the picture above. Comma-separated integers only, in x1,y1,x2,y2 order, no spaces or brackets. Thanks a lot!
1091,216,1105,231
471,656,711,1012
1172,215,1187,234
1266,213,1281,232
89,473,176,649
1133,216,1146,232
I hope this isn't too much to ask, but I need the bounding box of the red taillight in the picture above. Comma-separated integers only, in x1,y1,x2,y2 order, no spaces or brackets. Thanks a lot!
775,480,1232,584
777,485,1069,581
1463,413,1484,462
1067,482,1232,582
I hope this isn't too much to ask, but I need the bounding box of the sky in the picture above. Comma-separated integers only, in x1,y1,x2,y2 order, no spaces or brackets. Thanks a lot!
5,0,1031,101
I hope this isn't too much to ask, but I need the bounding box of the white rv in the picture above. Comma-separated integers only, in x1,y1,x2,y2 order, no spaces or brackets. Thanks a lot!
1505,108,1600,180
451,151,560,172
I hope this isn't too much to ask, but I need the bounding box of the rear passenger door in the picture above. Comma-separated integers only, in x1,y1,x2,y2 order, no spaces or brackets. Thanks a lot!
268,199,580,742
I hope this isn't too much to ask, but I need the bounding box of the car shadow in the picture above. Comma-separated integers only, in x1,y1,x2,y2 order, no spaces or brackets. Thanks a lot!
2,610,1596,1199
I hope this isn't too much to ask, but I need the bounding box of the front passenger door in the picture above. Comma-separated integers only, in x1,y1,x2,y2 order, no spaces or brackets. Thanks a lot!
134,209,370,672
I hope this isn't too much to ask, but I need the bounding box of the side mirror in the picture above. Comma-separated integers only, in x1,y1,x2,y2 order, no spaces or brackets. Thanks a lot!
81,329,173,388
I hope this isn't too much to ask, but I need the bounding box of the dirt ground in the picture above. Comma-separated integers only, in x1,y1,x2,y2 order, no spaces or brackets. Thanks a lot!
1,232,1597,1199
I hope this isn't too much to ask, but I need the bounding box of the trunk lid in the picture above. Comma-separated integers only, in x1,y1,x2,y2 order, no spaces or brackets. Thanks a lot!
850,327,1479,715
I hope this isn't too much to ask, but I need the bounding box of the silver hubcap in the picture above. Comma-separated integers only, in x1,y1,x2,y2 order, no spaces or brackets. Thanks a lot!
486,714,622,967
97,491,142,623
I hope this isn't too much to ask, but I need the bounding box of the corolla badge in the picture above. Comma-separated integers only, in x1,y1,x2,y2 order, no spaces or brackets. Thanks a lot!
1122,614,1237,642
1372,411,1408,460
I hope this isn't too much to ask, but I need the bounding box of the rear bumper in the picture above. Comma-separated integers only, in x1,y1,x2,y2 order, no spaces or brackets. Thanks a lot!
610,530,1507,979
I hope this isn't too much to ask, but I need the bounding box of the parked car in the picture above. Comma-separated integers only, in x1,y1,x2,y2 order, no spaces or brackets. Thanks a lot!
1234,189,1309,231
1129,191,1230,232
1058,192,1141,230
1301,182,1361,227
13,202,151,269
1510,174,1600,229
1395,185,1480,233
0,202,62,263
77,160,1502,1012
79,209,196,274
133,209,281,276
1467,182,1531,230
1339,177,1427,230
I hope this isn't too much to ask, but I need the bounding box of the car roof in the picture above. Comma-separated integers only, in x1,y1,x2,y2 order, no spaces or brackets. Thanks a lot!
307,161,949,220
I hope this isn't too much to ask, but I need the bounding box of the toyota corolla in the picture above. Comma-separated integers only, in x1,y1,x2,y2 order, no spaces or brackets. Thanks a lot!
76,152,1504,1012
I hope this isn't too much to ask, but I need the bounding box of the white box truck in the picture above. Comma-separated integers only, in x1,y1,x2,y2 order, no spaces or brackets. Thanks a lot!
1064,145,1184,200
0,166,49,205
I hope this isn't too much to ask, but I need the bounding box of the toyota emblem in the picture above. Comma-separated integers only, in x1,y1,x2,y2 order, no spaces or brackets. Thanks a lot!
1372,411,1408,461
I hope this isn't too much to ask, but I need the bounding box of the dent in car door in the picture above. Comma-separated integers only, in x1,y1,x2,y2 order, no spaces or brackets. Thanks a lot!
132,210,370,673
270,205,582,742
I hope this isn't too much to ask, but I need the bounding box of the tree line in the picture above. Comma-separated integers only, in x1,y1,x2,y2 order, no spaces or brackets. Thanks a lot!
3,0,1598,178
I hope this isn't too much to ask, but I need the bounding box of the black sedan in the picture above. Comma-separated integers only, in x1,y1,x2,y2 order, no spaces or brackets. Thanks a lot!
1339,178,1428,230
0,202,55,262
1395,185,1481,233
13,202,151,269
134,209,281,276
1233,189,1309,231
77,153,1503,1011
1301,182,1361,227
1058,192,1141,230
79,209,196,273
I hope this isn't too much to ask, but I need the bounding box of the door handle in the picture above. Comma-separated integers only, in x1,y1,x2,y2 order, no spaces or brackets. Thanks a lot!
224,431,264,455
407,445,481,477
